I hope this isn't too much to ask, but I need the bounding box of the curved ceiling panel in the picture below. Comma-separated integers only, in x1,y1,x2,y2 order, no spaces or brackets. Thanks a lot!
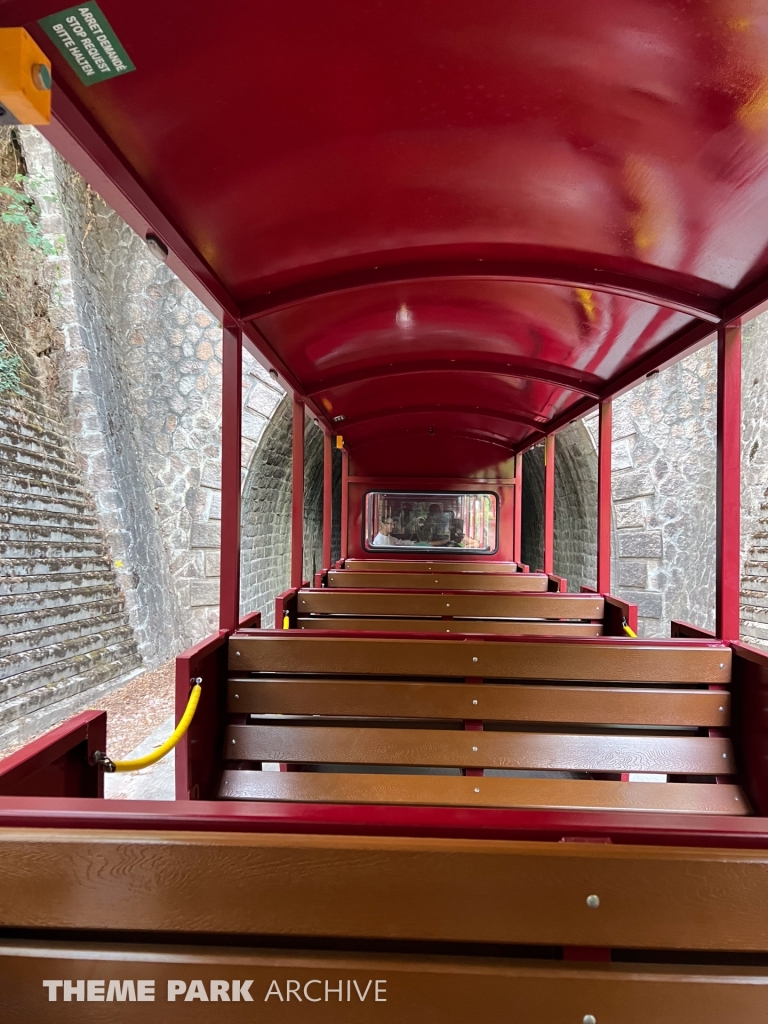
27,0,768,299
20,0,768,472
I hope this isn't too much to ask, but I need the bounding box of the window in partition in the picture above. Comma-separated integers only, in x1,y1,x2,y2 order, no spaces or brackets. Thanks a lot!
364,492,498,552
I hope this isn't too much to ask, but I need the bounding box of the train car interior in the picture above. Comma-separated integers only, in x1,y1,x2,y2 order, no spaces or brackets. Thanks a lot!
2,2,768,1019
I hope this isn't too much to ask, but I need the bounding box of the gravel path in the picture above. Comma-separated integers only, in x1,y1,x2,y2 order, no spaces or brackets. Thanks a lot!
103,715,176,800
0,660,176,763
93,660,175,758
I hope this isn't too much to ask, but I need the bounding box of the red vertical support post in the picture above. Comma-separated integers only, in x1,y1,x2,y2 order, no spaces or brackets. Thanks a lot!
512,452,523,563
291,398,305,589
322,432,333,570
219,321,242,632
716,320,742,642
543,435,555,574
597,399,612,595
340,445,349,561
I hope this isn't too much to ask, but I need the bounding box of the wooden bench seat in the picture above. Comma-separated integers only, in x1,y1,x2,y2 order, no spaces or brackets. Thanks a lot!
220,633,744,815
341,558,522,573
298,617,602,635
7,942,768,1021
325,570,550,591
227,677,730,726
294,590,608,636
221,770,744,814
226,723,733,774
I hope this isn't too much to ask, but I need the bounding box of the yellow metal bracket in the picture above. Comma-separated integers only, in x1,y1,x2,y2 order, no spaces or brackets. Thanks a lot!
0,28,52,125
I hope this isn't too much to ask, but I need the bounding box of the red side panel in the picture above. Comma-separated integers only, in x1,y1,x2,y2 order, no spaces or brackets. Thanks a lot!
0,711,106,799
175,631,230,801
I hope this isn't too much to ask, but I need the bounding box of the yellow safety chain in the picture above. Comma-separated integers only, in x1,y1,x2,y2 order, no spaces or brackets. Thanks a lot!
92,678,202,773
622,620,637,638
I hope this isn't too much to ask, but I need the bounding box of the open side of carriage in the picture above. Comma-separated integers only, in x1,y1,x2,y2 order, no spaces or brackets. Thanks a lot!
3,2,768,1019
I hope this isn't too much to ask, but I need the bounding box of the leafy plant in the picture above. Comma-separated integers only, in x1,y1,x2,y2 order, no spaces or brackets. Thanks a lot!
0,341,22,394
0,173,56,255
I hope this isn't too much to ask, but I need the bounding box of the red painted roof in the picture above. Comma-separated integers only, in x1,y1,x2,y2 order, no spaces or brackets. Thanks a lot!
11,0,768,474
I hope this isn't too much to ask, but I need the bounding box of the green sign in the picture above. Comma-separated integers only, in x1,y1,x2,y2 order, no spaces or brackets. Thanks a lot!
39,4,135,86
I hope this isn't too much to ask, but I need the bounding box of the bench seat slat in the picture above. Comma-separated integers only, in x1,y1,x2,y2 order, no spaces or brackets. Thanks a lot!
342,559,522,573
230,634,731,683
297,617,603,636
7,947,768,1018
219,770,746,814
299,591,604,618
327,572,549,591
225,724,734,774
227,679,730,726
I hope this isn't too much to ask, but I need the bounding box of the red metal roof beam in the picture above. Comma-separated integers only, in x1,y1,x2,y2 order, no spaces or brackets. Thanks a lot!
239,260,723,324
338,405,548,435
307,360,602,401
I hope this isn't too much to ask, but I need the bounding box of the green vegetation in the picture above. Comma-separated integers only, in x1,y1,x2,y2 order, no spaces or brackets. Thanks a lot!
0,340,22,394
0,173,56,255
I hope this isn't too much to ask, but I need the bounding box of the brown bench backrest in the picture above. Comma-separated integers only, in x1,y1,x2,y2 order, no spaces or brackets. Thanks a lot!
295,590,605,637
230,633,729,682
220,633,742,816
326,571,549,591
342,559,522,573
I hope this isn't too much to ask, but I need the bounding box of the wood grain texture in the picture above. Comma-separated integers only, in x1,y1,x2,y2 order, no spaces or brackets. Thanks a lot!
298,590,605,619
227,679,731,726
343,559,523,572
4,944,768,1024
228,634,732,683
297,617,603,636
225,724,734,774
327,572,549,591
2,829,768,950
219,771,747,814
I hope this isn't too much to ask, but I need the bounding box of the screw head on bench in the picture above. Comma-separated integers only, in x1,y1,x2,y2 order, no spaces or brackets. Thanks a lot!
472,746,478,752
231,739,236,745
234,694,239,699
719,663,724,669
472,657,478,662
723,752,727,758
472,699,478,705
474,787,480,793
586,894,600,908
235,651,240,657
583,1016,597,1024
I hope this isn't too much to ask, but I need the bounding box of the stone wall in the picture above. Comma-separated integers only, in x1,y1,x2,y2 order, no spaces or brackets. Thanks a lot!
0,127,140,746
18,129,336,667
21,127,228,661
738,314,768,646
17,131,318,670
522,347,719,636
581,343,719,636
22,130,295,661
240,400,340,628
520,419,597,592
